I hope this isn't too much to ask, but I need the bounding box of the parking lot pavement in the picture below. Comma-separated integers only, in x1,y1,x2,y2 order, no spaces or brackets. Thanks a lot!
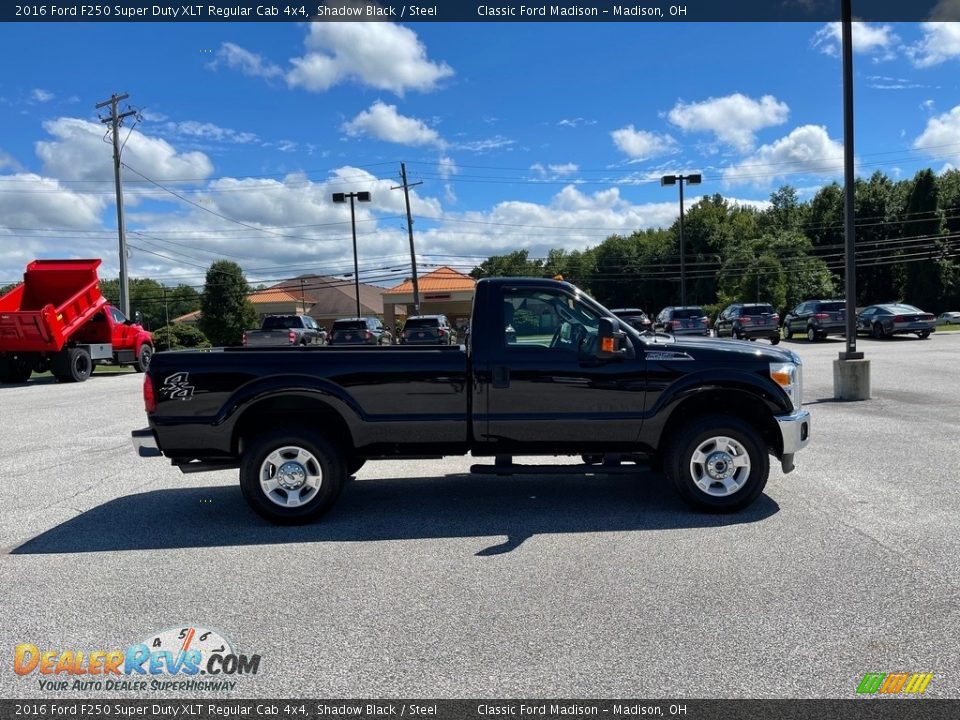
1,334,958,699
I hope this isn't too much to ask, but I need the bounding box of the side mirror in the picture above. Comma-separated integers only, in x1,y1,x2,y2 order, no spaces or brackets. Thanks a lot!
596,317,629,359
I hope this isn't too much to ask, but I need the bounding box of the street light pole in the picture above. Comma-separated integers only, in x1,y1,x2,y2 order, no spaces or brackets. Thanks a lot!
661,173,701,306
332,191,372,317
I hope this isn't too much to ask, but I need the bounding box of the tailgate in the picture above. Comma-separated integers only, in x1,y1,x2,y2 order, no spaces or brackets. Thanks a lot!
244,331,293,346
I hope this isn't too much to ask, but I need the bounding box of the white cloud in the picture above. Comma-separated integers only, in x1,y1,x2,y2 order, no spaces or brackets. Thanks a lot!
722,125,845,186
438,156,457,180
0,174,105,229
530,162,579,179
666,93,789,152
31,89,54,103
908,22,960,67
213,42,283,78
342,101,443,147
163,120,259,144
913,105,960,155
611,125,678,160
812,22,899,59
287,23,453,95
557,117,596,128
454,136,515,153
35,118,214,184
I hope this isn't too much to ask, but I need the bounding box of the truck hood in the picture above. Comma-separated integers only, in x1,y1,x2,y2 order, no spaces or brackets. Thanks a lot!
639,333,801,366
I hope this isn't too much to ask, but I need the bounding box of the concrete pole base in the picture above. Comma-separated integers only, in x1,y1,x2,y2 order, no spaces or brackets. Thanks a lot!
833,358,871,401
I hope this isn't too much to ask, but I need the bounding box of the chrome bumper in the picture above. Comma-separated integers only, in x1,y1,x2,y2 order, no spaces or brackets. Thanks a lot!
775,409,811,474
131,427,162,458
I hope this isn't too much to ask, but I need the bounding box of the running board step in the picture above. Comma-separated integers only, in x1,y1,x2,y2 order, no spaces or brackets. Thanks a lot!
470,462,642,476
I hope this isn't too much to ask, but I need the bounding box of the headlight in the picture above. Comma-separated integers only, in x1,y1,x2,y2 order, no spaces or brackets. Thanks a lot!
770,361,802,410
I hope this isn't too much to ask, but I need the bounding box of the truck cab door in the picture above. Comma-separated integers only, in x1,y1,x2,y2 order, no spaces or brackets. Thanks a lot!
476,284,646,454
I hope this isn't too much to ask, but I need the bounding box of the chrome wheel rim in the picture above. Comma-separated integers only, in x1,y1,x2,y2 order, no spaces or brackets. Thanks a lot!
689,436,751,497
259,446,323,508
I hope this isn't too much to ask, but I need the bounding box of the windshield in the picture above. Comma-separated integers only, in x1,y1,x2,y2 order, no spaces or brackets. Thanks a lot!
404,318,439,329
819,302,845,312
742,305,775,316
673,308,706,319
332,321,366,331
262,316,300,330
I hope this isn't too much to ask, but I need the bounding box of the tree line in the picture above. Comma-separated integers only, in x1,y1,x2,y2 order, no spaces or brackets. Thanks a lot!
470,168,960,317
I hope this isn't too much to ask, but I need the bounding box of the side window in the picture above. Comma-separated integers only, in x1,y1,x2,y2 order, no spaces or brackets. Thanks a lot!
794,303,807,316
109,307,127,324
502,288,600,352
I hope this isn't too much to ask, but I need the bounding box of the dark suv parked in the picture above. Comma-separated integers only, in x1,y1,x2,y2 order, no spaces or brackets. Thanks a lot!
328,317,385,345
400,315,456,345
609,308,653,332
715,303,781,344
782,300,846,342
654,306,710,336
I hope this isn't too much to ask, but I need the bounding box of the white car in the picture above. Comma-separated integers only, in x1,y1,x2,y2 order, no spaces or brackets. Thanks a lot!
938,311,960,325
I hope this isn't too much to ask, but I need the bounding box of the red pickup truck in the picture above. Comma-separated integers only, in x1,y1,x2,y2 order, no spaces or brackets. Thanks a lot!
0,259,153,383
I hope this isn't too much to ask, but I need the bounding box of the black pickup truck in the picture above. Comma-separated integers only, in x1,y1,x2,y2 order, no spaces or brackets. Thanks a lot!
133,278,811,523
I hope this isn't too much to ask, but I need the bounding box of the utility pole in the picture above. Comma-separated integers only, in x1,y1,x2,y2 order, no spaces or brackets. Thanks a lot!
162,286,170,349
96,92,137,318
392,163,423,315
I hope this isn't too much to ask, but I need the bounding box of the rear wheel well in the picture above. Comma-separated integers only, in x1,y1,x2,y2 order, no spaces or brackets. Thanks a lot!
656,389,782,460
233,396,354,459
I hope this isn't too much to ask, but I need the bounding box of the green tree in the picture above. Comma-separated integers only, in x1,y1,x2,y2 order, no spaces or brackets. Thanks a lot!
152,324,212,351
470,250,544,279
898,169,946,310
199,260,258,346
0,282,20,296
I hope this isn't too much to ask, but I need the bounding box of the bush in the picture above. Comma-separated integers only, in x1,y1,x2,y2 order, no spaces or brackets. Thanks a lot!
152,324,211,351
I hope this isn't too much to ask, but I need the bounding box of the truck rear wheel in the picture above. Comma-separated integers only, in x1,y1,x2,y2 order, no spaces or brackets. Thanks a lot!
664,414,769,513
240,429,345,524
0,355,32,383
52,347,92,383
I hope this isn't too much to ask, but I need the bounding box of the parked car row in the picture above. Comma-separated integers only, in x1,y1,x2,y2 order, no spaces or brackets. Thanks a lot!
243,314,463,347
607,298,951,345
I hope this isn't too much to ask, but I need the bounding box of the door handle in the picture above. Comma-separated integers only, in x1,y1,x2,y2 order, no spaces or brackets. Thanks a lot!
492,365,510,388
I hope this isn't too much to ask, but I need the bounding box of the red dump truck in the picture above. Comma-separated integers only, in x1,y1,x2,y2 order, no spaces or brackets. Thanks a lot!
0,259,153,383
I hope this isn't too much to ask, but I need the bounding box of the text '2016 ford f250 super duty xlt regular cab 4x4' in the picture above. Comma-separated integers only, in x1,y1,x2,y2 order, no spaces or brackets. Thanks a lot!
132,278,811,524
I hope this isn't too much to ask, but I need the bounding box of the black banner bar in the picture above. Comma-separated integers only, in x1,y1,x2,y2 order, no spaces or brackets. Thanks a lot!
3,700,960,720
3,0,960,23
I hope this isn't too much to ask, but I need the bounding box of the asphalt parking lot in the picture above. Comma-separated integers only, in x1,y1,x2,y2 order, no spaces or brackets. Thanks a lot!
1,332,958,699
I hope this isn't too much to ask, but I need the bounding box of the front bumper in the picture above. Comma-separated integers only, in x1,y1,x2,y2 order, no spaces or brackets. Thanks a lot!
775,409,811,473
131,427,162,458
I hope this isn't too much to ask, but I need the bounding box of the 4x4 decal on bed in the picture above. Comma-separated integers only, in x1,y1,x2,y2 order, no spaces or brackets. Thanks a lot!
161,372,194,401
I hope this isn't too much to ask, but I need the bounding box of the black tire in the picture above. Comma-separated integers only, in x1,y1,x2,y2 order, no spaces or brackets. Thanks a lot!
917,331,931,339
770,335,781,345
806,326,818,342
134,344,153,373
872,323,886,339
0,355,32,383
52,347,92,383
664,414,769,513
733,328,743,340
346,457,366,476
240,428,345,524
783,323,793,340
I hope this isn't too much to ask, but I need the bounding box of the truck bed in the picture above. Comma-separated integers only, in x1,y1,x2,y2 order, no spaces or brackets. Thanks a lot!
146,345,470,459
0,259,107,352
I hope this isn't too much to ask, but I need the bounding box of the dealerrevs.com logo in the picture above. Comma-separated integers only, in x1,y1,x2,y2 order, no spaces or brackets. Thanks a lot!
14,626,261,692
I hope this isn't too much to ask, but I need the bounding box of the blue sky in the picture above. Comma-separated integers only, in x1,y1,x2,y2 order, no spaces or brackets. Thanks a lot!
1,20,959,288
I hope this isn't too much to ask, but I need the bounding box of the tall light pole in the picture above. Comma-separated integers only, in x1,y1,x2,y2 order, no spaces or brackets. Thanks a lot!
661,173,701,306
332,191,371,317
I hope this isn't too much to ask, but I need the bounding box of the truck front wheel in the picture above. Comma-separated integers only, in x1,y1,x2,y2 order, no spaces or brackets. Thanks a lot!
664,414,769,513
240,429,345,524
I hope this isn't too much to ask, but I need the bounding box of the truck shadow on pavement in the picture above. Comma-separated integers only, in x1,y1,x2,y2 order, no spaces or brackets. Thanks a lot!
12,471,778,557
